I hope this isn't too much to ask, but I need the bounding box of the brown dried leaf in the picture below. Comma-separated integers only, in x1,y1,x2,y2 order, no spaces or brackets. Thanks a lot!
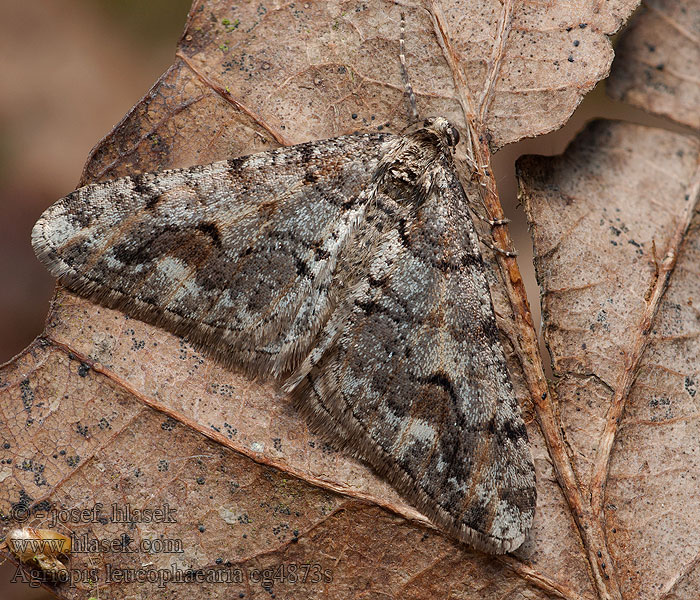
607,0,700,130
81,0,635,186
1,0,644,598
519,120,700,600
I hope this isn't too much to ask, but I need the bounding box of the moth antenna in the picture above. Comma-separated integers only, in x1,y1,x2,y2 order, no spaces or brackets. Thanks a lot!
400,13,419,123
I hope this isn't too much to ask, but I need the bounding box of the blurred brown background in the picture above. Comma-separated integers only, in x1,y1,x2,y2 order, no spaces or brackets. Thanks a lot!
0,0,191,367
0,1,679,598
0,1,190,598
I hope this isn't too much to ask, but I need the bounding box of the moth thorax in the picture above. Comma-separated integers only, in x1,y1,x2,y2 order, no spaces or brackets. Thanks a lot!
377,143,440,205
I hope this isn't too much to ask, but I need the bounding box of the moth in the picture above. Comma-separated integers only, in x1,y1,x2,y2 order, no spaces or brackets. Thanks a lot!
32,115,536,553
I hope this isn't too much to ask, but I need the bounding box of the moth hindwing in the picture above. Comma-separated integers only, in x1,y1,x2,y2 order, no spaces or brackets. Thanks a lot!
33,117,536,553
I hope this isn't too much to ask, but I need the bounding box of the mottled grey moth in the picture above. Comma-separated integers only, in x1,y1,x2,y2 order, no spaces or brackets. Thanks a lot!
32,115,536,553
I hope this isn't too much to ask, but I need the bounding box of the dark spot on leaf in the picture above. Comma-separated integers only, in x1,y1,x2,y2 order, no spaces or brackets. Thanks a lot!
11,490,34,513
161,418,177,431
20,380,33,412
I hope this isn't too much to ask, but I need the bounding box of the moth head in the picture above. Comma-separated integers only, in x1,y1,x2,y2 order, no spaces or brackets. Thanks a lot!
423,117,460,148
403,117,460,150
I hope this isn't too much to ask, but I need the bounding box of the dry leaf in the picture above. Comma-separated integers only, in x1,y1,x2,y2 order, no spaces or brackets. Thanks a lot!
607,0,700,130
0,0,649,598
516,1,700,592
80,0,636,187
519,121,700,598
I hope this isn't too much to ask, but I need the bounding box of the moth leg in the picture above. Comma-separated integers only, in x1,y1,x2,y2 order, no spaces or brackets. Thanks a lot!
473,211,510,227
466,203,517,256
482,240,518,258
